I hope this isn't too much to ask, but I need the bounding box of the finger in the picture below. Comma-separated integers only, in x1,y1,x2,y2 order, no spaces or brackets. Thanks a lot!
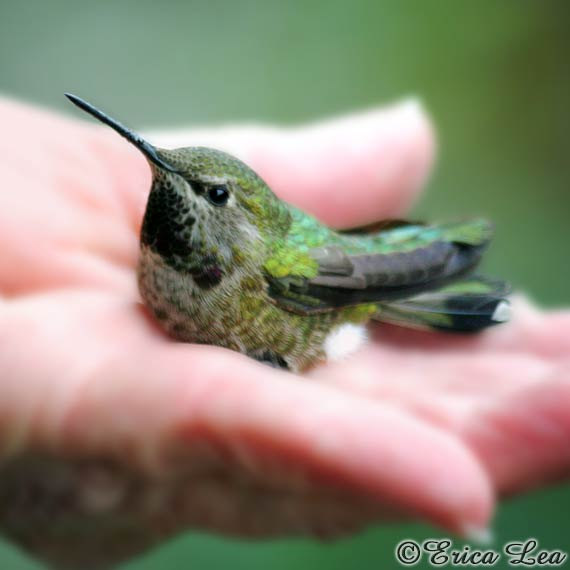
0,291,490,566
463,373,570,495
2,290,491,537
58,334,493,538
0,97,140,295
365,296,570,361
108,98,436,229
484,296,570,359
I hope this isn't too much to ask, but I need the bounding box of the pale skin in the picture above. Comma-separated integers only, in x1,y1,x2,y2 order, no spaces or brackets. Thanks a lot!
0,96,569,569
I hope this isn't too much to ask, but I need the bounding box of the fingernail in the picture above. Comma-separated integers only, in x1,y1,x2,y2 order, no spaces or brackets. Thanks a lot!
461,523,495,546
396,96,425,115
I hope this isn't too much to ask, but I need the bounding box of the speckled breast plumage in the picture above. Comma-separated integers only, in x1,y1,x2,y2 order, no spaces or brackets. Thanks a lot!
137,247,363,372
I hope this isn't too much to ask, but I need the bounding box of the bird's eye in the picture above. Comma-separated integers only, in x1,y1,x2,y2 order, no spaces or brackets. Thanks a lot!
206,185,230,206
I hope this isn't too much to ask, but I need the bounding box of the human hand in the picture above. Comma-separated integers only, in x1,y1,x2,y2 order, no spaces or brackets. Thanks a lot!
0,96,568,569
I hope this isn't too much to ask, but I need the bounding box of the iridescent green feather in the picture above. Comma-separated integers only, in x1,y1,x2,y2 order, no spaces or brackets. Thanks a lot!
264,206,493,280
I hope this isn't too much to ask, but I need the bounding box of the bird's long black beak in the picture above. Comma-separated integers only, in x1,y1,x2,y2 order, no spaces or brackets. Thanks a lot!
64,93,178,173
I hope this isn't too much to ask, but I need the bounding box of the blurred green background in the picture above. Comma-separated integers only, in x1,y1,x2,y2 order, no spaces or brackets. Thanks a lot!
0,0,568,568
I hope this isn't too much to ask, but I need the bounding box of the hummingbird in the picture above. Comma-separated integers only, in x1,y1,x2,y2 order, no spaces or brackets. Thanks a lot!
66,94,511,373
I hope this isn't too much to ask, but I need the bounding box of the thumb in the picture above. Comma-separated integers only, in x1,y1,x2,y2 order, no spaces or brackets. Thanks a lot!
119,99,435,228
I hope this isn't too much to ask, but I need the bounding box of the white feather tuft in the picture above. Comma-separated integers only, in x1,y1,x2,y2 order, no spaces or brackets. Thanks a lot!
324,324,368,362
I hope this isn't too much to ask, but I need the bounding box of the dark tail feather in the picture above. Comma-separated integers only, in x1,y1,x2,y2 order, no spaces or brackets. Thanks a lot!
373,275,511,333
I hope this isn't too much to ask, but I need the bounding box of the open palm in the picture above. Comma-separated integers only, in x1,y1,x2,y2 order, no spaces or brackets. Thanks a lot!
0,97,568,569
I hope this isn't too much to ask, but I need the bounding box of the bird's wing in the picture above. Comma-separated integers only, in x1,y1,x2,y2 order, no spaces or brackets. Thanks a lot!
374,275,512,332
265,217,495,315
